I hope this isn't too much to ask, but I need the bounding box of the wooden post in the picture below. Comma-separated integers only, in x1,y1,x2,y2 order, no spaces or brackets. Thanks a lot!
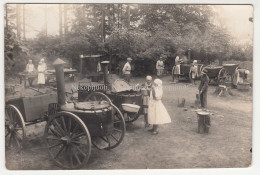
53,58,67,106
197,111,211,133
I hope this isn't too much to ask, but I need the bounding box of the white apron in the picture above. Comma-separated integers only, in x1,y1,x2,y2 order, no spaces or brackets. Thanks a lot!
174,65,181,75
37,65,46,84
148,87,171,125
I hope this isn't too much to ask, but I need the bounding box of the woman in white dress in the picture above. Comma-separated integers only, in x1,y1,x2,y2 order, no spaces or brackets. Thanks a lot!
37,59,47,88
148,79,171,135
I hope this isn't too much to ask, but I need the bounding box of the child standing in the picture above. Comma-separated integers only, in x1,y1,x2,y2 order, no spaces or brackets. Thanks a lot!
148,79,171,135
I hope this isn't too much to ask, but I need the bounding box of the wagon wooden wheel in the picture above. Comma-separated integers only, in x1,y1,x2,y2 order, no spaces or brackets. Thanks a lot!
218,68,228,85
44,111,91,169
5,104,25,151
91,104,126,150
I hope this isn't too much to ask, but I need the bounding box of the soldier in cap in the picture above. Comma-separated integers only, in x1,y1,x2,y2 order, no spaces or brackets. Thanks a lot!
173,56,182,81
190,60,198,85
198,69,209,108
156,56,164,77
122,57,132,83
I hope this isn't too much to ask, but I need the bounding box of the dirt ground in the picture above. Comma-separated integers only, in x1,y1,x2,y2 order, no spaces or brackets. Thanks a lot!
5,75,252,170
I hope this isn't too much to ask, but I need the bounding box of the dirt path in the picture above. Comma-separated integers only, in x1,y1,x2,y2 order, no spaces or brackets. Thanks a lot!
5,76,252,169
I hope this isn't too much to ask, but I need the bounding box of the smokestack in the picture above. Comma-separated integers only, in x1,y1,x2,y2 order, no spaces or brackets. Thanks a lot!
101,61,110,87
53,58,67,106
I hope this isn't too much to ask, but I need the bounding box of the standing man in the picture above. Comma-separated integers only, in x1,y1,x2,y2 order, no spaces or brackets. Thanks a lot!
198,69,209,108
156,56,164,77
25,59,36,86
174,56,181,81
122,57,132,83
190,60,198,85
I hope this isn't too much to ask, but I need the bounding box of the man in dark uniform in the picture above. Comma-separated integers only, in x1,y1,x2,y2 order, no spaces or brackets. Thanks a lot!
198,69,209,108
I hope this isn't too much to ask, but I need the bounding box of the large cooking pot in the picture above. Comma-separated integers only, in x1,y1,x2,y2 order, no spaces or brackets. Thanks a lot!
106,90,142,108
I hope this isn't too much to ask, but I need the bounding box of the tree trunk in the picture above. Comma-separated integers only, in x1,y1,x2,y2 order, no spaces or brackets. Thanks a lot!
16,4,21,40
59,4,63,36
120,4,123,28
107,4,111,28
197,114,210,133
117,4,120,28
101,5,105,42
64,4,68,35
22,4,26,40
112,4,115,28
127,4,130,29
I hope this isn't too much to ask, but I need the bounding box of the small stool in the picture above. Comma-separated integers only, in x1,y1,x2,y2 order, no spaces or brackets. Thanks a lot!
197,111,211,133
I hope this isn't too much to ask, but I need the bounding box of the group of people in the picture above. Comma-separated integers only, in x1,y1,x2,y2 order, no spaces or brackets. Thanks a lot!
25,58,47,88
121,56,209,135
122,56,209,109
122,56,166,83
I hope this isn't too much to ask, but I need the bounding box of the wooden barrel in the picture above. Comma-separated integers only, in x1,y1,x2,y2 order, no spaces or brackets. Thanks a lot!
197,111,211,133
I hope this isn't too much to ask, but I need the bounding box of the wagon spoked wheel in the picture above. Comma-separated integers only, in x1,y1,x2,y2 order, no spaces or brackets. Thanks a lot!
218,68,228,85
92,104,125,150
5,104,25,152
44,111,91,169
84,92,112,104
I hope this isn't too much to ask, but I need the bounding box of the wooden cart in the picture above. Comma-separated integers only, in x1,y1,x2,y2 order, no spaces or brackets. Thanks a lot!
202,64,238,85
5,58,126,169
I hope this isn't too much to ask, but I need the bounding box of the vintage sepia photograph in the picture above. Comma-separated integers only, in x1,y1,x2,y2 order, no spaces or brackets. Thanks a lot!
3,2,254,171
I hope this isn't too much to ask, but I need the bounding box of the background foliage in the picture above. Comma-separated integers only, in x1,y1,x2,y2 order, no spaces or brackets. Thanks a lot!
4,4,253,77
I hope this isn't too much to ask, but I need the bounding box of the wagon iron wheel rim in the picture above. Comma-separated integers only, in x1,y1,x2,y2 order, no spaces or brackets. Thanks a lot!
44,111,91,169
5,104,25,152
218,68,228,85
92,104,126,150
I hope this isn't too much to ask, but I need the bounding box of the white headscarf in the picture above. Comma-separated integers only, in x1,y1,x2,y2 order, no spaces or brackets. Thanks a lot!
146,75,152,81
154,79,162,86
